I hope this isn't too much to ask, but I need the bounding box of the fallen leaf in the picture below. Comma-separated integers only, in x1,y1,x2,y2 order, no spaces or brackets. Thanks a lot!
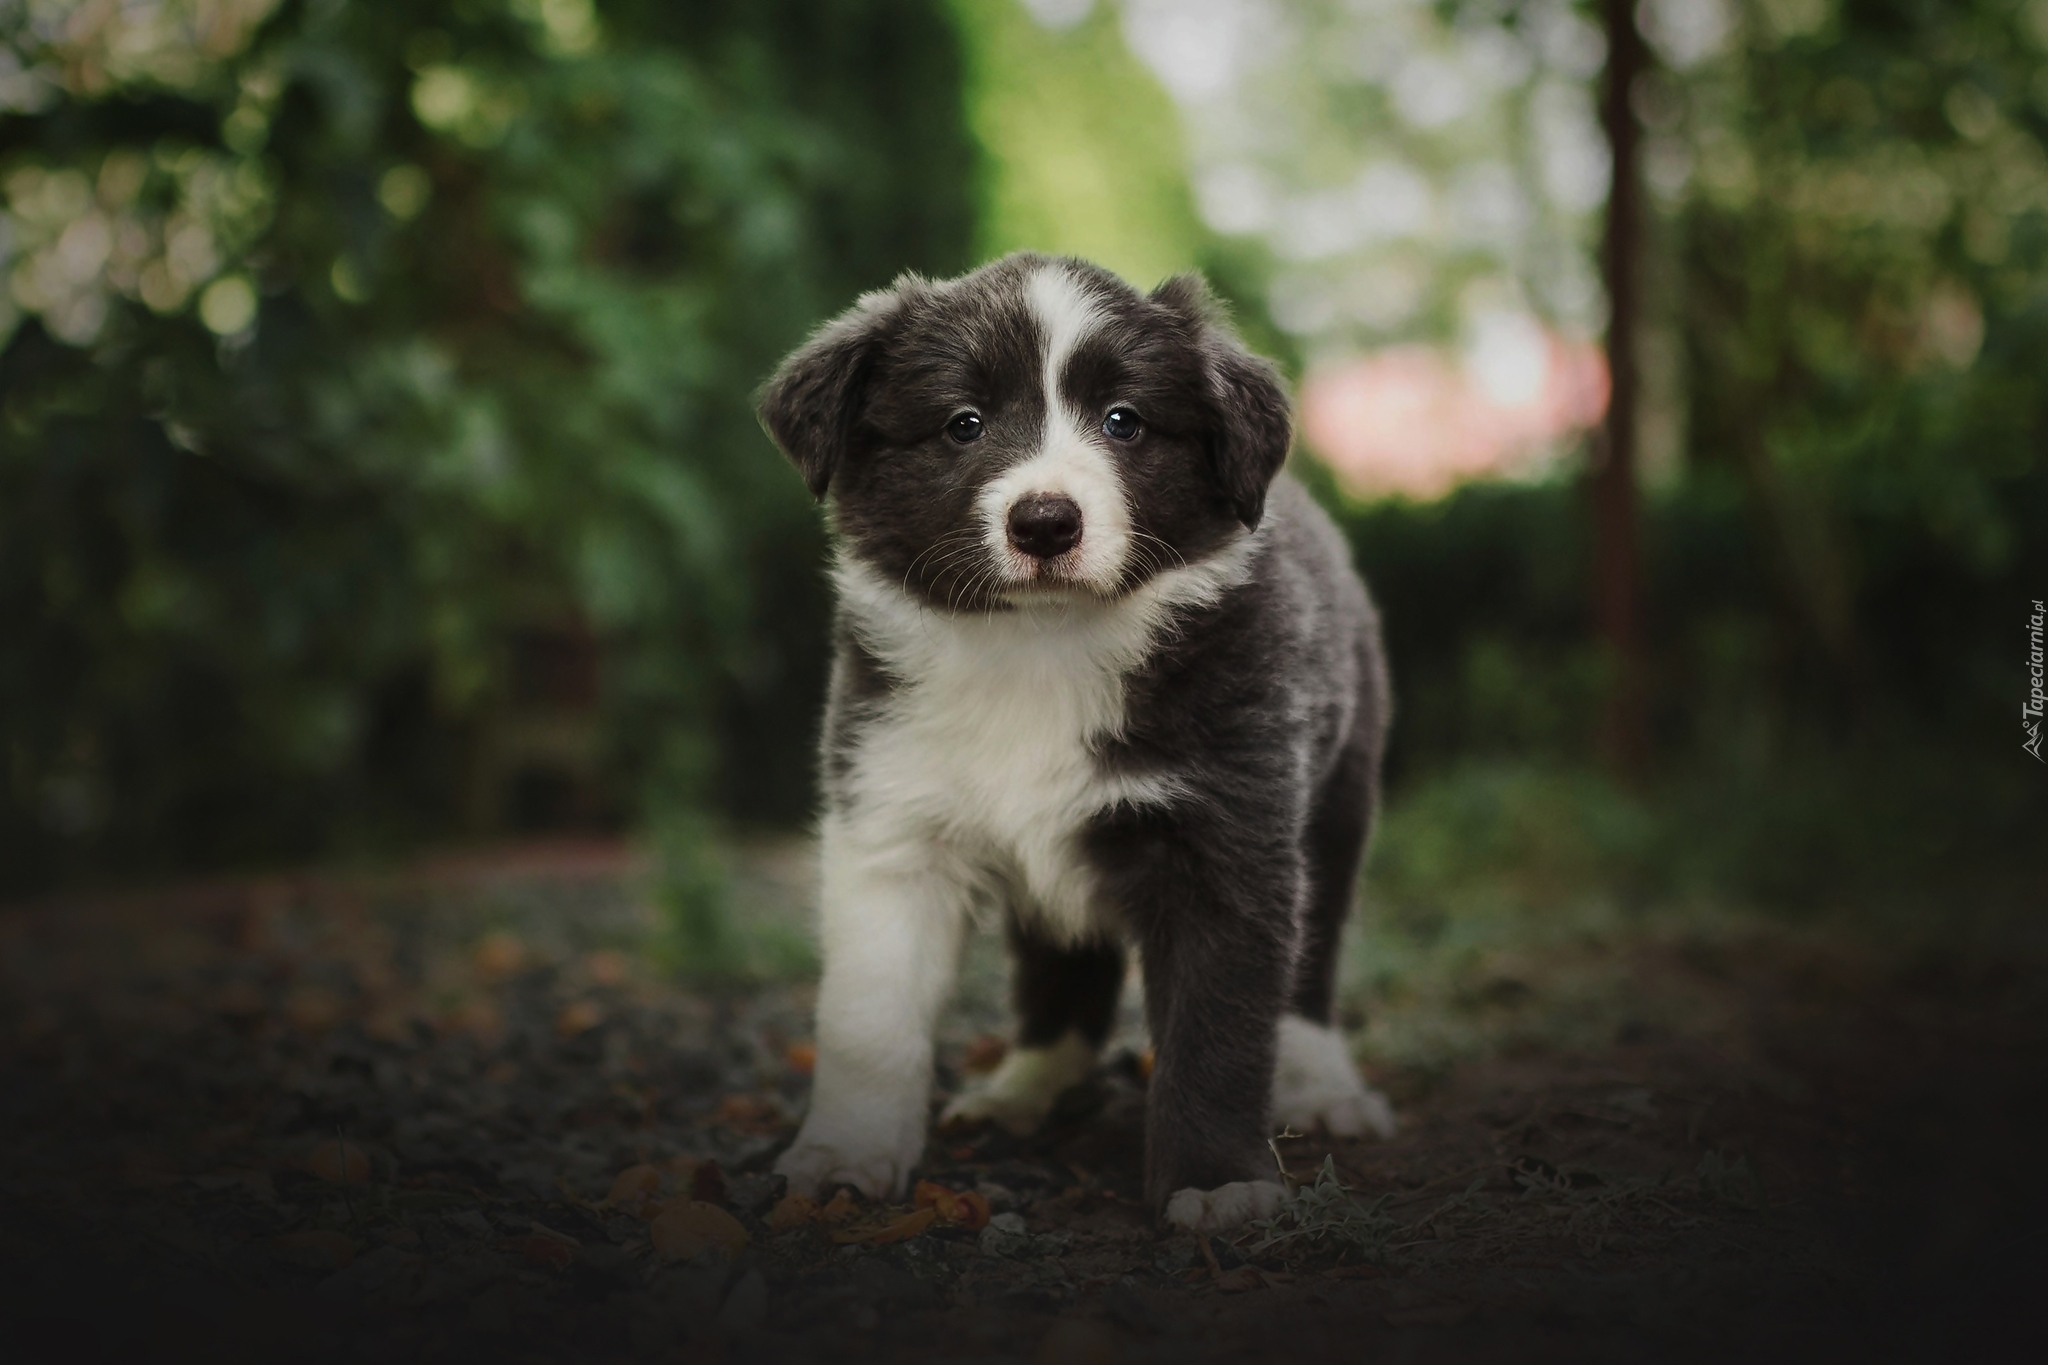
765,1193,817,1230
606,1163,661,1209
962,1035,1008,1075
268,1229,358,1271
473,932,525,980
950,1189,992,1231
307,1138,370,1184
649,1201,749,1261
830,1206,936,1245
1136,1047,1156,1081
556,1000,603,1038
912,1180,990,1231
816,1189,860,1224
783,1040,816,1075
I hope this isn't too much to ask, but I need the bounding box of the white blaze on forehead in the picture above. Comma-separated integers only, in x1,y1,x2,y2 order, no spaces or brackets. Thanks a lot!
977,263,1134,597
1027,264,1102,424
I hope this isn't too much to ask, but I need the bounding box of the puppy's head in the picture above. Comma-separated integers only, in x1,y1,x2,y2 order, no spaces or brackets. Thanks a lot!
758,253,1291,611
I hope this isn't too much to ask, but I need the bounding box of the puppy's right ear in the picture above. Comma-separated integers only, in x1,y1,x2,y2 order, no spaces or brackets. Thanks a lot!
757,289,902,501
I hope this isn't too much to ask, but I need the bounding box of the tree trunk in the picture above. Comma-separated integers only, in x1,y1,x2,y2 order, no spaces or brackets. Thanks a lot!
1595,0,1649,781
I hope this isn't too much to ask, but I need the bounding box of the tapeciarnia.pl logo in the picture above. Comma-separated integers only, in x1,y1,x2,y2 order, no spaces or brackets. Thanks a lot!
2027,598,2045,762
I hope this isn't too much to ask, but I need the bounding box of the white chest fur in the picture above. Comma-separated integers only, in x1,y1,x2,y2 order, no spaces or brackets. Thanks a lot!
830,551,1251,941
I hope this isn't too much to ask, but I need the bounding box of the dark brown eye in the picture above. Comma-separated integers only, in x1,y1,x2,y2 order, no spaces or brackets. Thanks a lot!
946,412,984,443
1102,407,1141,442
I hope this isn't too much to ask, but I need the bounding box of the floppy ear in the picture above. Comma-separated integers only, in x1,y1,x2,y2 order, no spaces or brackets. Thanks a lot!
1206,346,1293,530
1150,274,1293,531
757,289,902,500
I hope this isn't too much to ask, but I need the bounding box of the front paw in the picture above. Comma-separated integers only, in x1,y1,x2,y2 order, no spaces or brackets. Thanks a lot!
774,1123,922,1201
1163,1180,1287,1231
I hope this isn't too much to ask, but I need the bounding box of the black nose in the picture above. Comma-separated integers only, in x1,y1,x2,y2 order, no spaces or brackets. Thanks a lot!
1006,493,1083,560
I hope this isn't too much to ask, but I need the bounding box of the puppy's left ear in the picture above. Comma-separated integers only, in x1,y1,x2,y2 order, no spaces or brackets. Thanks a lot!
1152,273,1293,531
1206,345,1292,531
757,287,905,500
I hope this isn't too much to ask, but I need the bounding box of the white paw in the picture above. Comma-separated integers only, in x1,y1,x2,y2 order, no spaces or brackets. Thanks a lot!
940,1032,1096,1135
1271,1015,1397,1139
1164,1180,1287,1231
773,1123,922,1201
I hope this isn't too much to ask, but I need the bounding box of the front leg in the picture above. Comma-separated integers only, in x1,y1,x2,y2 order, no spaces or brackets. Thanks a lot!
1091,806,1300,1227
775,818,967,1200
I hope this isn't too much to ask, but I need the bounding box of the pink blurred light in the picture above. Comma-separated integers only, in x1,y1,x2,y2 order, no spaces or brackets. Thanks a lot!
1300,335,1609,501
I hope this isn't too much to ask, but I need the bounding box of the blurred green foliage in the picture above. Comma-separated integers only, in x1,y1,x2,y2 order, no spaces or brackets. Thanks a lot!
1300,0,2047,940
948,0,1204,288
2,0,2040,950
0,0,973,907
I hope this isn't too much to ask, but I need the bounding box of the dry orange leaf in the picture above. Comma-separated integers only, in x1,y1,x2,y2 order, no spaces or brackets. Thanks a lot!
815,1189,860,1225
606,1163,662,1208
556,1000,603,1038
783,1040,816,1075
473,931,526,980
1136,1047,1156,1081
948,1189,991,1231
307,1138,370,1184
649,1201,749,1261
764,1193,817,1230
830,1206,937,1245
268,1229,358,1271
912,1180,991,1231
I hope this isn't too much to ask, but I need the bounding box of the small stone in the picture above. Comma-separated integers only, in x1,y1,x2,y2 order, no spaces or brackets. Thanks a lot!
978,1211,1032,1258
725,1171,787,1218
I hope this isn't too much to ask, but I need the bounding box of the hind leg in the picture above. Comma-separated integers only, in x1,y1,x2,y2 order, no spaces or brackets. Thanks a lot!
1274,738,1397,1139
941,915,1123,1134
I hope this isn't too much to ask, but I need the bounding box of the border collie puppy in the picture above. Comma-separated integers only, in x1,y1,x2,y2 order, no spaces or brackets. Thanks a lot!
757,252,1395,1229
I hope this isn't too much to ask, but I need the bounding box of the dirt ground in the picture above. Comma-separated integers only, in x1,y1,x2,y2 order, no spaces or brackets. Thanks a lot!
1,839,2042,1363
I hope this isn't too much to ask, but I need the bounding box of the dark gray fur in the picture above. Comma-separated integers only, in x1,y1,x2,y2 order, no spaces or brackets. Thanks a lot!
759,252,1390,1211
